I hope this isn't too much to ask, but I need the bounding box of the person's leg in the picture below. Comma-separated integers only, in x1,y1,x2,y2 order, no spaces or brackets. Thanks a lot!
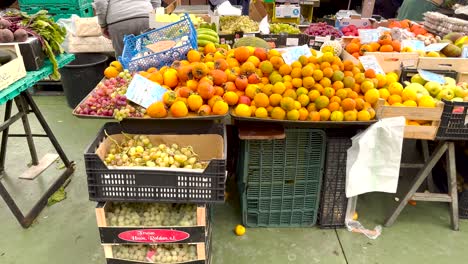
241,0,250,15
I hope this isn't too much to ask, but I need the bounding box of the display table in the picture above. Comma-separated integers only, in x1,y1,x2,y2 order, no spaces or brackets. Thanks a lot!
0,54,76,228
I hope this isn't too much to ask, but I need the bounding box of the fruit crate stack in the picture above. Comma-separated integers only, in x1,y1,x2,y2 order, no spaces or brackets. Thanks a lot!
85,121,226,264
18,0,94,21
237,128,326,227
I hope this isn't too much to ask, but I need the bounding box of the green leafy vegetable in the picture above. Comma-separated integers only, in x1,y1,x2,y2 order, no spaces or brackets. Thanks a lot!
47,186,66,206
4,10,66,79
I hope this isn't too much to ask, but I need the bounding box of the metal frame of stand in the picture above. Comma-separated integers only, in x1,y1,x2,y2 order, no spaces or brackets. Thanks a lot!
0,90,75,228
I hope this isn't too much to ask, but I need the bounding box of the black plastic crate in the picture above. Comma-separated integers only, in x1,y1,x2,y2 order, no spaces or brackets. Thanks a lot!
318,136,351,229
18,37,45,71
218,32,243,46
436,100,468,141
238,129,326,227
85,121,226,203
399,67,458,83
460,190,468,219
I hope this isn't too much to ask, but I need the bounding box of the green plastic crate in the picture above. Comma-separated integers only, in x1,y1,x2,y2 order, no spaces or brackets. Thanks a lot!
238,129,326,227
20,4,94,21
19,0,92,8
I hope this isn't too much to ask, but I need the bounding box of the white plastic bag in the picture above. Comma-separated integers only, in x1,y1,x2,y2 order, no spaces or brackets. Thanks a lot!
346,117,406,197
259,16,269,34
73,16,101,37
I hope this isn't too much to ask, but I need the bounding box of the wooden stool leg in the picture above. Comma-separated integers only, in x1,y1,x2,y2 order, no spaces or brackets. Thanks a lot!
385,142,448,227
421,140,436,192
446,142,459,231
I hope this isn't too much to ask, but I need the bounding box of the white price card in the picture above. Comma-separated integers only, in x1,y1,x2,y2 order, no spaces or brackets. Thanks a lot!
281,45,312,65
125,74,168,108
401,39,425,51
358,29,380,43
417,69,446,84
359,55,385,75
286,37,299,46
424,43,449,52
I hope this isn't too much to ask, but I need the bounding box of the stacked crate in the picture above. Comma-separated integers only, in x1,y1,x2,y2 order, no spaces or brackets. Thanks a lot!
85,121,226,264
18,0,94,21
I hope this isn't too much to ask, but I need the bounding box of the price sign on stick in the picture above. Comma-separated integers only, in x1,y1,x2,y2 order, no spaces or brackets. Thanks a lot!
424,43,449,52
401,40,425,51
359,55,385,75
126,74,168,108
358,29,380,43
417,69,446,84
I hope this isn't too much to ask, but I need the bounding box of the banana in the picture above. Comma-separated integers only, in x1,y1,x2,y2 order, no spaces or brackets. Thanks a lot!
196,29,218,38
198,34,219,44
198,39,213,47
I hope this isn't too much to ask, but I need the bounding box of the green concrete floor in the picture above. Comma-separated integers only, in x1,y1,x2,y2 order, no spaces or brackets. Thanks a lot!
0,96,467,264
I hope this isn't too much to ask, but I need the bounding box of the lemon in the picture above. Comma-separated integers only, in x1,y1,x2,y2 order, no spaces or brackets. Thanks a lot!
234,224,246,236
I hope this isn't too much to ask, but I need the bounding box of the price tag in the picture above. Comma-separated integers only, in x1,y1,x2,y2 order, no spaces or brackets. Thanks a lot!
358,29,380,43
125,74,168,108
417,69,446,84
461,45,468,58
401,40,425,51
286,37,299,46
359,55,385,75
424,43,449,52
281,45,312,65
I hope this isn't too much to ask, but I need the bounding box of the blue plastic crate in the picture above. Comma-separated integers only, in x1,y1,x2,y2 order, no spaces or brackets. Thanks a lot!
119,14,197,72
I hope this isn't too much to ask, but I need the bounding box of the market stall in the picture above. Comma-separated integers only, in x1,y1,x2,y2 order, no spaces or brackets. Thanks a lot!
1,0,468,262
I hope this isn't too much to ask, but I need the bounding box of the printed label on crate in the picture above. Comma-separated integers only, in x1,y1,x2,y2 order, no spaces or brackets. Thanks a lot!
118,229,190,243
125,74,167,108
424,43,449,52
281,45,312,65
358,29,380,43
286,37,299,46
417,69,446,84
359,55,385,75
401,40,425,51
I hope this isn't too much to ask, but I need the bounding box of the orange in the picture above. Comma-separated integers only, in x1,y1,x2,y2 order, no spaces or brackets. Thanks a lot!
269,94,282,106
187,94,203,112
298,108,309,121
110,61,123,72
147,102,167,118
355,98,366,110
357,110,371,121
291,68,302,78
335,89,348,100
272,82,286,95
388,94,402,105
324,87,335,98
360,80,375,94
388,82,403,95
341,98,356,111
303,77,316,89
380,44,394,52
364,89,380,104
319,108,331,121
308,110,320,121
319,77,332,88
292,78,303,88
301,65,314,77
223,91,239,106
379,88,390,100
333,81,344,90
104,66,119,79
346,43,360,54
344,110,357,121
187,50,201,63
208,95,223,108
270,107,286,120
330,96,342,104
254,93,270,108
315,96,330,110
235,47,250,63
235,104,252,117
330,110,344,121
297,94,310,107
148,72,164,84
163,69,179,88
313,69,324,81
283,89,297,100
323,67,334,79
170,101,189,117
255,107,268,118
212,101,229,115
403,100,417,107
279,64,292,76
364,69,376,78
280,97,296,111
328,102,340,112
308,90,320,102
204,43,217,54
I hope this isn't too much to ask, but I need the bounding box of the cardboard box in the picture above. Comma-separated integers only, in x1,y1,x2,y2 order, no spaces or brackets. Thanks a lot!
96,202,209,245
335,16,372,29
0,44,26,91
275,4,300,18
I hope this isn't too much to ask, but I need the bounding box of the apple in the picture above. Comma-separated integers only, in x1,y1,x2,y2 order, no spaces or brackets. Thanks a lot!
444,77,457,86
238,95,251,105
436,88,455,100
453,86,468,98
411,74,427,85
406,83,429,100
424,81,442,97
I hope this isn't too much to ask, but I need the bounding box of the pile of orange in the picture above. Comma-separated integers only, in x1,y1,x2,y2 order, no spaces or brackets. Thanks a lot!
345,32,401,59
104,61,124,79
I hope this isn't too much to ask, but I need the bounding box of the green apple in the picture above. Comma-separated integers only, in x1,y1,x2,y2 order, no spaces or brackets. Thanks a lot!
424,81,442,97
436,88,455,100
411,74,427,85
453,86,468,98
444,77,457,86
406,83,429,100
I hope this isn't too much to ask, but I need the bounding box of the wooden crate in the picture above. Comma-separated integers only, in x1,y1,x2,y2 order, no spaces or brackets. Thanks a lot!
340,50,419,74
96,202,209,244
375,99,444,140
418,57,468,83
103,243,208,264
0,43,26,90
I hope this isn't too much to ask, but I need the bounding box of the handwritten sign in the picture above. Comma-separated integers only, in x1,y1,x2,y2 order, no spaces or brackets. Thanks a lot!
118,229,190,243
281,45,312,65
401,40,425,51
417,69,446,84
424,43,449,52
359,55,385,75
125,74,167,108
359,29,380,43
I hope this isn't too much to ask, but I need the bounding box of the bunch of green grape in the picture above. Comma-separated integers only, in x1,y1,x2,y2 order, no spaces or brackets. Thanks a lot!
103,134,207,169
113,244,198,263
106,203,198,227
220,16,259,33
269,23,301,34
